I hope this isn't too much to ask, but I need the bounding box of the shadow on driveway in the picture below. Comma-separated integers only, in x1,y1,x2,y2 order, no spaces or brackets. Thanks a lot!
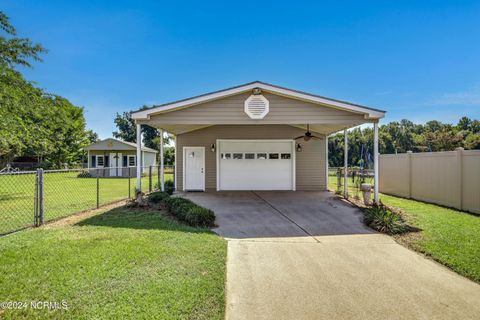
180,191,373,240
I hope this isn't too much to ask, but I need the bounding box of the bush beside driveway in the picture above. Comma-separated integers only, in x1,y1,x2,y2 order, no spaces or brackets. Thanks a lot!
0,206,226,320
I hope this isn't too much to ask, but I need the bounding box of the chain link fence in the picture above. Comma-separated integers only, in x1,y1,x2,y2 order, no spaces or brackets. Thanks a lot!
328,167,375,199
0,165,174,236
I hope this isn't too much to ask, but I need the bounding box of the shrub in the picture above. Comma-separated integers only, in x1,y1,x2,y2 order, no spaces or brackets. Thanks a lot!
164,180,175,195
154,180,175,195
77,171,92,178
364,205,407,234
184,207,215,227
164,197,215,227
147,191,170,204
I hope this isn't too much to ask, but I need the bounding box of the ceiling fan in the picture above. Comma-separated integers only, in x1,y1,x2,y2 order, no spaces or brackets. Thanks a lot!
294,124,322,141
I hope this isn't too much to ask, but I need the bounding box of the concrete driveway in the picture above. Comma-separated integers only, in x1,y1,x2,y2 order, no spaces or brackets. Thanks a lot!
182,191,480,320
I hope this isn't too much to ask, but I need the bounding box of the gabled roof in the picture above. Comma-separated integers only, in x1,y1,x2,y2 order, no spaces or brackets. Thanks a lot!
131,81,386,120
84,138,158,153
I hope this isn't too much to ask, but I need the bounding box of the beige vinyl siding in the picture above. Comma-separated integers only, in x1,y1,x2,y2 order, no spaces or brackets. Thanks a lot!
145,92,366,125
176,125,326,191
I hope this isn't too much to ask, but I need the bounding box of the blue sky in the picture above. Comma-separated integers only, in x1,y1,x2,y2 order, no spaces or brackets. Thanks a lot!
4,0,480,138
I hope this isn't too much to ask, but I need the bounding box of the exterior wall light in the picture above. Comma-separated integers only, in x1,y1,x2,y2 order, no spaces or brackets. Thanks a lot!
296,143,302,152
252,87,262,95
211,144,216,152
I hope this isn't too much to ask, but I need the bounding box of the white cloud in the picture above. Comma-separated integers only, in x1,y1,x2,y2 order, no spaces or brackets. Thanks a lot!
430,85,480,106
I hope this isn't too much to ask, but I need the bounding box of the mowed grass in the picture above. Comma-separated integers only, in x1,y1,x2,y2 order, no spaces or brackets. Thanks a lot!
328,175,480,282
0,172,173,235
0,206,227,319
381,195,480,282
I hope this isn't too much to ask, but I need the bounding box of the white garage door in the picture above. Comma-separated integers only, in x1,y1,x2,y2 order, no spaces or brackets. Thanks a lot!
217,140,295,190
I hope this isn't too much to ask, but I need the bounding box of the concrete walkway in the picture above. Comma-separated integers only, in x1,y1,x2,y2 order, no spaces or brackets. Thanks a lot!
183,191,480,320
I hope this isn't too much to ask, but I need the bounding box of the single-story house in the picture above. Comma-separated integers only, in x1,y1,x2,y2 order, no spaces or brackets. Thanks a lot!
84,138,158,177
131,81,385,200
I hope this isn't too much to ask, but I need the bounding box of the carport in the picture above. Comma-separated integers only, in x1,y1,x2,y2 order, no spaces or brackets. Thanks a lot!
131,81,385,202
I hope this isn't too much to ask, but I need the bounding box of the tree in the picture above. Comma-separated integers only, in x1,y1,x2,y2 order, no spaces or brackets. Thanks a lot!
327,117,480,167
0,11,46,69
457,117,472,131
464,134,480,150
113,108,172,149
0,11,96,168
163,146,175,165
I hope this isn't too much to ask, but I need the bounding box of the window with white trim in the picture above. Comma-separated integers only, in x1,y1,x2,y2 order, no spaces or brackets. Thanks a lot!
128,155,136,167
96,155,105,167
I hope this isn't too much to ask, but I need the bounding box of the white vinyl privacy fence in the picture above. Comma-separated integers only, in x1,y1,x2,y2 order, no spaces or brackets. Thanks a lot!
379,148,480,214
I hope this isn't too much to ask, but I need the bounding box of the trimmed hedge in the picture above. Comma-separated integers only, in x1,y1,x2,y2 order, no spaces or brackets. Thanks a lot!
148,191,215,227
164,197,215,227
147,191,170,203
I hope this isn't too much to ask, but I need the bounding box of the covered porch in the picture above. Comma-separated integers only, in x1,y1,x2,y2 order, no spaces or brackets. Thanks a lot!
131,81,385,202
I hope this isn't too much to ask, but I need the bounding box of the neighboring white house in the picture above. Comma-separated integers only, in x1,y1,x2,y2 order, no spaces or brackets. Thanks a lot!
84,138,158,177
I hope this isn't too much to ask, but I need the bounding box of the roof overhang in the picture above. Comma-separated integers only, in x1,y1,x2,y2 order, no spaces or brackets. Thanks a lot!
84,138,158,153
131,81,386,121
131,81,386,135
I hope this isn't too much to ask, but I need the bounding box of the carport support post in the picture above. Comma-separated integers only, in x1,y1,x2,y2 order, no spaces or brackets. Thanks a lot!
160,129,165,192
343,129,348,198
136,123,142,192
373,122,379,204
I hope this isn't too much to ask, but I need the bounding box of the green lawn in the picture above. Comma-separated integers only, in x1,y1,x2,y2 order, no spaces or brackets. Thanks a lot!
328,175,480,282
381,195,480,282
0,206,226,319
328,172,375,199
0,171,173,235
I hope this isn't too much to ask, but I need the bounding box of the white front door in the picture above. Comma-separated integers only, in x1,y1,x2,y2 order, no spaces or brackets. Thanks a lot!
217,140,295,190
184,147,205,191
109,153,122,177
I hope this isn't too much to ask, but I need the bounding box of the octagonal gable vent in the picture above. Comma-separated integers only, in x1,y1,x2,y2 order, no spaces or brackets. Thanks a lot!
244,94,269,119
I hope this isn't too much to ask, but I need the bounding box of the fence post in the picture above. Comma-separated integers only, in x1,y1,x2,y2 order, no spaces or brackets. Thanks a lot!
456,147,464,211
149,165,152,193
38,168,44,225
407,151,413,199
34,170,39,226
96,169,100,208
128,169,131,199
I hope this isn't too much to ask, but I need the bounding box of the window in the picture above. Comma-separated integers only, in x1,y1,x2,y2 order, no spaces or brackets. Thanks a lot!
269,153,279,160
233,153,243,160
221,153,231,160
257,153,267,160
128,155,136,167
96,155,104,167
245,153,255,159
281,153,291,160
